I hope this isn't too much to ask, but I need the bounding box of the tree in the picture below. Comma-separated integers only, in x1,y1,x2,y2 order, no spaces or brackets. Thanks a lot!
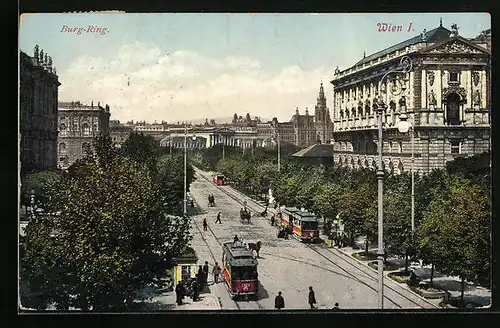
418,175,490,303
21,171,63,208
22,136,192,310
340,179,377,253
384,172,414,272
121,132,161,173
156,153,195,216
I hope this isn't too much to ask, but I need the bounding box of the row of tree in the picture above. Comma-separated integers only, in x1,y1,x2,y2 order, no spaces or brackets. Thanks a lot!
197,147,491,303
21,133,195,310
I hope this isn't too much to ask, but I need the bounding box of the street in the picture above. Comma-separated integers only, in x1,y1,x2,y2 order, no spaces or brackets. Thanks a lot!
188,167,436,310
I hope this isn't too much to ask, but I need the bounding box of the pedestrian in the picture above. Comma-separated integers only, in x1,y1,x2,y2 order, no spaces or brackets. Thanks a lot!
203,261,209,285
332,302,340,310
203,218,208,231
191,279,199,301
190,199,194,207
270,215,275,226
197,265,204,292
234,234,239,243
212,262,221,284
274,291,285,310
175,282,184,305
215,212,222,224
308,286,316,309
328,233,334,248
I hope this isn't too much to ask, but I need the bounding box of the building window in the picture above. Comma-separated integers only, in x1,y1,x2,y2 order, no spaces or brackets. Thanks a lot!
451,140,461,154
449,72,459,83
59,142,66,153
59,123,67,136
82,123,90,136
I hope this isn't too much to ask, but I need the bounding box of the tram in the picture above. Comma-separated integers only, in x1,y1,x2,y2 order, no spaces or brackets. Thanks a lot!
281,207,319,243
222,241,259,300
213,173,225,186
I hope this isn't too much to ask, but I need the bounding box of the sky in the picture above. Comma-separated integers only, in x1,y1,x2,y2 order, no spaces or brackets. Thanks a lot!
19,13,490,123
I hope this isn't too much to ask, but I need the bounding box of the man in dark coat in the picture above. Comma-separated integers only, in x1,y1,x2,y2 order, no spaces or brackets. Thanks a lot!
308,286,316,309
332,302,340,310
203,218,208,231
215,212,222,224
175,282,184,305
203,261,209,285
234,235,239,243
191,279,199,301
197,265,204,292
274,291,285,310
270,215,275,226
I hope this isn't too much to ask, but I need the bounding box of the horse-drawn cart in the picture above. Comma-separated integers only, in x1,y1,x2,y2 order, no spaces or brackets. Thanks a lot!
240,208,251,224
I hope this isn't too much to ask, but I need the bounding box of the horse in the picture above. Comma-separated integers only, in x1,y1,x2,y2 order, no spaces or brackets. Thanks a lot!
248,241,262,258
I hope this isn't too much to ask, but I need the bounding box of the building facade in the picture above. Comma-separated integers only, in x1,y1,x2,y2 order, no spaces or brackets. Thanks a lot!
109,120,133,148
314,82,334,144
20,45,60,174
330,22,491,174
57,101,111,169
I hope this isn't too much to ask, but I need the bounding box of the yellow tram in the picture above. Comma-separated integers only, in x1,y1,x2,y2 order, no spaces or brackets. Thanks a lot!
280,207,319,242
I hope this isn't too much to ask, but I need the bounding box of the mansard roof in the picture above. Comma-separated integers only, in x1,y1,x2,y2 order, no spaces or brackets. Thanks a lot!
354,25,451,66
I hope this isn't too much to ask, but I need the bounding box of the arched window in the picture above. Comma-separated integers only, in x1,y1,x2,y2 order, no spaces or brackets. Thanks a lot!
59,142,66,153
389,101,396,114
389,161,394,174
82,142,91,154
398,162,404,173
82,123,90,136
446,93,461,125
59,123,67,136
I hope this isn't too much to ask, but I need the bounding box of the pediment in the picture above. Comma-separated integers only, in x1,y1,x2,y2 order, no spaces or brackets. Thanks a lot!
420,37,490,55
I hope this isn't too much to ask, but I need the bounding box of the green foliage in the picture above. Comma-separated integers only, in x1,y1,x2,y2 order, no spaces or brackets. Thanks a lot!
121,132,161,173
157,153,195,215
196,142,491,287
22,136,192,310
21,171,63,207
417,175,490,286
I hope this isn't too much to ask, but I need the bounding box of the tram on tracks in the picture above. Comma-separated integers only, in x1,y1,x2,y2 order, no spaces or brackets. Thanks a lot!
222,241,259,300
280,207,320,243
212,173,225,186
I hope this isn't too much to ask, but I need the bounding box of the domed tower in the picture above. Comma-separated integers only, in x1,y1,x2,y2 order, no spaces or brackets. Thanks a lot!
314,81,333,144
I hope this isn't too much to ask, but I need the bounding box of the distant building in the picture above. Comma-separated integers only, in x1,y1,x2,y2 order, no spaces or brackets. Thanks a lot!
20,45,61,174
291,108,316,147
330,22,491,173
57,101,111,169
314,82,334,144
109,120,133,148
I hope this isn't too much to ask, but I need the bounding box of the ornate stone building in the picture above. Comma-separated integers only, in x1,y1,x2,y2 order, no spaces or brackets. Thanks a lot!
330,22,491,173
291,108,316,147
57,101,111,169
109,120,133,148
314,82,333,144
20,45,60,174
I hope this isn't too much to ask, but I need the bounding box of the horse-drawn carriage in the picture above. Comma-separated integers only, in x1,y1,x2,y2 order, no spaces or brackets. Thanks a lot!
240,208,251,223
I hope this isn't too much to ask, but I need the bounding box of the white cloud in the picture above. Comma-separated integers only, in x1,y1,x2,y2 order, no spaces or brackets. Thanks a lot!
58,42,333,122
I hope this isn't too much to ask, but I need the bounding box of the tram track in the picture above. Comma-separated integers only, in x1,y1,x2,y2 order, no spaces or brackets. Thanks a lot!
194,167,438,309
190,184,264,310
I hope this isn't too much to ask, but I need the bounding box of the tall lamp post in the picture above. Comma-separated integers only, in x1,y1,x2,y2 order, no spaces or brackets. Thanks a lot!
184,126,197,217
397,86,415,234
374,55,413,309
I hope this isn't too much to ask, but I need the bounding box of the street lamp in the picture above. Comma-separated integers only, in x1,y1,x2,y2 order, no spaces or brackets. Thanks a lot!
374,55,413,309
184,126,197,217
397,87,415,234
